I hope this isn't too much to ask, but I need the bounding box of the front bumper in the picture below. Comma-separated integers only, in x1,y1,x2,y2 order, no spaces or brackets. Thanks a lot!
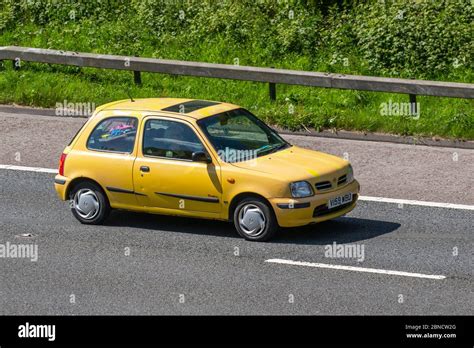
269,179,360,227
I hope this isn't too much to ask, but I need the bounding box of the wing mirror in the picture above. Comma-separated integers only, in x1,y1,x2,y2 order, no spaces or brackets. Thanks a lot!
192,151,212,164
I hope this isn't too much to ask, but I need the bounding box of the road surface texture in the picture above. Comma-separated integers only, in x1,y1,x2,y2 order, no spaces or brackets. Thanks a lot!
0,109,472,315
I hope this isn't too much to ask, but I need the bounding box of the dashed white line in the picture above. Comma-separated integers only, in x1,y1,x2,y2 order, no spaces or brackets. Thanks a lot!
0,164,58,174
0,164,473,211
265,259,446,280
358,195,474,211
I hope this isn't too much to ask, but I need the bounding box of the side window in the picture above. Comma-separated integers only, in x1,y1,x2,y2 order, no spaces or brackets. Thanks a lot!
87,117,138,153
143,119,205,160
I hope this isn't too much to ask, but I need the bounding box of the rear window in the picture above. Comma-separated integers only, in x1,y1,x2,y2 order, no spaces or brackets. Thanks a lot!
87,117,138,153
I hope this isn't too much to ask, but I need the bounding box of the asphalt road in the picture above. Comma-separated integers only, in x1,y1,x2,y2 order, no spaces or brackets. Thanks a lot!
1,169,472,315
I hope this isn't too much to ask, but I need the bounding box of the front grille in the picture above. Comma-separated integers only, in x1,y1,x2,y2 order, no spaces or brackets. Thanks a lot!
315,181,332,190
337,174,347,186
312,194,358,217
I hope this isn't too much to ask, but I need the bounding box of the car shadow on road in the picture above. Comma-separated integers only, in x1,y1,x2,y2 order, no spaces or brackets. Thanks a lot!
106,210,238,239
106,211,400,244
274,217,401,245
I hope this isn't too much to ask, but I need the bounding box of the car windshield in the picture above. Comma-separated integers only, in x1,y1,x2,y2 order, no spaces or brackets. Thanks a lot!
197,108,290,163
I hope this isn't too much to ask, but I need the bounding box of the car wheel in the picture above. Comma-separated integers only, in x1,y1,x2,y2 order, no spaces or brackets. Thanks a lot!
233,198,278,241
69,181,110,225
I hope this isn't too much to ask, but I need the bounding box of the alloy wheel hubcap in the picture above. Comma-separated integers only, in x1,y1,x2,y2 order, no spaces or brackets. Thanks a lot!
73,189,100,220
238,204,266,237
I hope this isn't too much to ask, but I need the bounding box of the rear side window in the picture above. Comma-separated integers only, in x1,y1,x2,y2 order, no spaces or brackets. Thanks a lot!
143,119,204,160
87,117,138,153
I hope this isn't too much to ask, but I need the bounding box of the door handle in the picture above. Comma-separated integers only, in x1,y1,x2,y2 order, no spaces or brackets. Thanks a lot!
140,166,150,173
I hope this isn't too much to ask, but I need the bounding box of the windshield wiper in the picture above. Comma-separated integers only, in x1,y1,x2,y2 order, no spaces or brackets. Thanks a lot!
267,143,290,154
257,143,289,156
255,144,273,154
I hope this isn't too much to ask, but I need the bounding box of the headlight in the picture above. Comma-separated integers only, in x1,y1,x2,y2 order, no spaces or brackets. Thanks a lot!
290,181,314,198
347,164,354,183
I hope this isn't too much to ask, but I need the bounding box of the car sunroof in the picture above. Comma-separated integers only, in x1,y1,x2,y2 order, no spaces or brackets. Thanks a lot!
161,100,220,113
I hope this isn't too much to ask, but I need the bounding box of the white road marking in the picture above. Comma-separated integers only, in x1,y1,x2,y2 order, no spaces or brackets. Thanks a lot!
265,259,446,280
358,195,474,211
0,164,473,211
0,164,58,174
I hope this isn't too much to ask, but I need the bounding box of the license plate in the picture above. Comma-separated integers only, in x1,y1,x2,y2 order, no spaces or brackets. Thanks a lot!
328,193,353,209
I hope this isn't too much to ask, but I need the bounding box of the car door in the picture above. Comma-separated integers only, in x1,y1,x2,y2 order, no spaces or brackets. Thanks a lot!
133,116,222,215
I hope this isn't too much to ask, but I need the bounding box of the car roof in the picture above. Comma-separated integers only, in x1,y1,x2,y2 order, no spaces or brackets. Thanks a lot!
96,98,241,120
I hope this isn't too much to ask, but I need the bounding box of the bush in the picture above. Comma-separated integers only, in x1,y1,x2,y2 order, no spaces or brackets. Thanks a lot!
10,0,130,24
352,0,473,78
134,0,323,59
0,0,16,31
2,0,472,80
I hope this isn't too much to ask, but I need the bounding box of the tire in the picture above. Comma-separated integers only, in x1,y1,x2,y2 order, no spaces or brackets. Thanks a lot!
233,197,278,242
69,181,110,225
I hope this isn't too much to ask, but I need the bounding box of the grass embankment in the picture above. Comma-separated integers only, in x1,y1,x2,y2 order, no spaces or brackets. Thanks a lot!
0,1,472,139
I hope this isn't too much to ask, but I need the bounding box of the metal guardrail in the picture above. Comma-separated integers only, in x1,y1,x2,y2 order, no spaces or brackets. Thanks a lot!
1,46,473,100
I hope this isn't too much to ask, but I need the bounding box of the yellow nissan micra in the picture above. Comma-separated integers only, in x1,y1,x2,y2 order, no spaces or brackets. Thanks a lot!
54,98,359,241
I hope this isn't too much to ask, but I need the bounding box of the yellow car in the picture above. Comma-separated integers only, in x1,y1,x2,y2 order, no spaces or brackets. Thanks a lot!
54,98,359,241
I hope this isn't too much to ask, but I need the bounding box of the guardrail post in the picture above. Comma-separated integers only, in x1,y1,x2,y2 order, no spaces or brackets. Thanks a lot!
133,71,142,86
269,66,276,101
134,70,142,85
409,94,417,115
133,55,142,86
